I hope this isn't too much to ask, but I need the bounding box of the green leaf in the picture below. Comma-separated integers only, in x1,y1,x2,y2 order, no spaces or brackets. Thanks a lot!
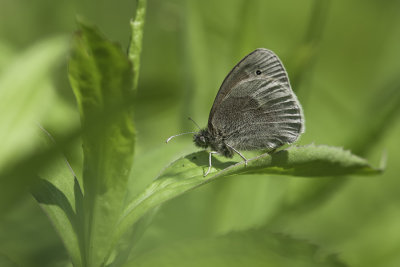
32,141,84,267
0,36,68,213
68,20,136,266
113,144,380,251
124,230,347,267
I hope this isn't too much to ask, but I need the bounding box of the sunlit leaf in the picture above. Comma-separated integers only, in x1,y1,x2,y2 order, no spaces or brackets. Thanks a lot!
0,36,68,212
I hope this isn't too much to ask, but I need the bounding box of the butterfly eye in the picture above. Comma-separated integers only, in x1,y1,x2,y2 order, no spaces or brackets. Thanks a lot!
256,70,262,75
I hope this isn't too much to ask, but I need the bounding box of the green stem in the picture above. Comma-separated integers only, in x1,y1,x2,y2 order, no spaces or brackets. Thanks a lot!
128,0,147,91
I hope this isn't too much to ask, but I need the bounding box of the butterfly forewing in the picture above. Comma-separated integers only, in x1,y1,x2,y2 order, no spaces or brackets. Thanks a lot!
208,49,304,151
208,48,291,128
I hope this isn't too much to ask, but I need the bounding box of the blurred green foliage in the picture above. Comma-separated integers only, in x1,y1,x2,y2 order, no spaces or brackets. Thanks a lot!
1,0,400,266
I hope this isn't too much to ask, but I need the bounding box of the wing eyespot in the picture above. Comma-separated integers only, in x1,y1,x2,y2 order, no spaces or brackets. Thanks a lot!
256,70,262,75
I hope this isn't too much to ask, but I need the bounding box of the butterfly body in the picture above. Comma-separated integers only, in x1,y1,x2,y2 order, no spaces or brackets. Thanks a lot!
193,128,234,158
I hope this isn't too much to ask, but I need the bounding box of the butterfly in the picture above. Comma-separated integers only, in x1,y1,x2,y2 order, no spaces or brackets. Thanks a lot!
167,48,304,176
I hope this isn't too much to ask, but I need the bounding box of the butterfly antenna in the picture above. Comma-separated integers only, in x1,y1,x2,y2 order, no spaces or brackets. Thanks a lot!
188,117,201,130
166,132,197,143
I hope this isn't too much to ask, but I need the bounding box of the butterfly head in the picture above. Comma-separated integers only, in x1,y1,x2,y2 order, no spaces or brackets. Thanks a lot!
193,129,210,148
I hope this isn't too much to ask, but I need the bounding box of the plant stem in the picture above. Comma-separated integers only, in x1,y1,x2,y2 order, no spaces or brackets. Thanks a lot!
128,0,147,91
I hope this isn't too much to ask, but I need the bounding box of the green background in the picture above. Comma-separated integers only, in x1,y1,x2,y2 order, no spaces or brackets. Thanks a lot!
1,0,399,266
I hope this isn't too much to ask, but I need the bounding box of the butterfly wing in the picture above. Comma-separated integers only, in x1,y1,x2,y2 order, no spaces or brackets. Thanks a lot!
208,48,290,128
208,49,304,150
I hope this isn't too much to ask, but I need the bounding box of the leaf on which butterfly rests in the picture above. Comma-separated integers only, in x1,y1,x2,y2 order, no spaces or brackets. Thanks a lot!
112,144,381,253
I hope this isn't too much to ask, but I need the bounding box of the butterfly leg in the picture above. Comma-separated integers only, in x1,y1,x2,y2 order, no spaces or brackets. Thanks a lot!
226,144,248,166
205,151,218,177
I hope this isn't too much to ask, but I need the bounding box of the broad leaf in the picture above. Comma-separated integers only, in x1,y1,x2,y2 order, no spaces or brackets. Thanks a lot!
68,20,135,266
33,146,84,267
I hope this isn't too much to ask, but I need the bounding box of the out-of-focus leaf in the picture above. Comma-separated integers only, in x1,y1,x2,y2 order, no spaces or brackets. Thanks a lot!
125,230,347,267
32,138,83,267
0,36,67,170
0,36,68,213
114,144,380,252
0,42,15,72
0,253,18,267
68,20,135,266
